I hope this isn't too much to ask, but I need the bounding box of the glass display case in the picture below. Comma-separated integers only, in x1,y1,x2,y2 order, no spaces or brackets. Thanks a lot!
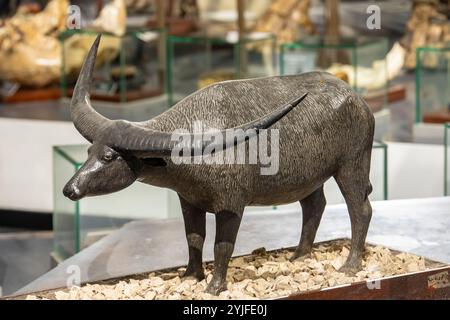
280,36,389,112
166,32,276,106
415,46,450,124
60,28,165,104
369,141,388,201
445,123,450,196
53,145,181,262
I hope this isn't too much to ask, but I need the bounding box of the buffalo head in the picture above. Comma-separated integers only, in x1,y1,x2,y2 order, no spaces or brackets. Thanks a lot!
63,35,307,201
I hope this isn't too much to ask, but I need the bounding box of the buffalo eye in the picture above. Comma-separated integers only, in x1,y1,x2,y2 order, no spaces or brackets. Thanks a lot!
102,152,115,162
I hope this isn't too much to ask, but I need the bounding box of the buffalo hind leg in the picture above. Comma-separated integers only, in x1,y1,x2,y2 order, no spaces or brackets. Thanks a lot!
179,195,206,280
291,186,326,261
334,152,373,275
206,209,243,295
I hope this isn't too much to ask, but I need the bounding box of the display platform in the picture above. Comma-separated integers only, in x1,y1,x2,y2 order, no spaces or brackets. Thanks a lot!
12,197,450,297
423,110,450,124
0,86,61,104
11,239,450,300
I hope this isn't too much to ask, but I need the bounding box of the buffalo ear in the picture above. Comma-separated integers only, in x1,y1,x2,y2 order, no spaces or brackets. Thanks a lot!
141,158,167,167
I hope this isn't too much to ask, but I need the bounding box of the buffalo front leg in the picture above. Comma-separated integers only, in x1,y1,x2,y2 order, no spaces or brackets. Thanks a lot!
334,151,373,275
206,210,243,295
291,186,326,261
179,195,206,280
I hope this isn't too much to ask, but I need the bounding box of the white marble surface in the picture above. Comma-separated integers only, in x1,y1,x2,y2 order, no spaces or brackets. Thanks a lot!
15,197,450,296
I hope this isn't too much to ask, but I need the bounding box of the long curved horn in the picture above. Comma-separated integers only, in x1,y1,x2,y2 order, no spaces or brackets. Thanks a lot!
70,35,112,142
73,35,308,156
104,93,308,157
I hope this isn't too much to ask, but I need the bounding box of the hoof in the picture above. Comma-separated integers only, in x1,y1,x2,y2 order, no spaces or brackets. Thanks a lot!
205,280,227,296
338,263,360,276
182,267,205,281
289,251,311,262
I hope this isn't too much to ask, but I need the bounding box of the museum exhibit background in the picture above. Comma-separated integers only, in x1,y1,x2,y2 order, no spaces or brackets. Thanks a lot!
0,0,449,300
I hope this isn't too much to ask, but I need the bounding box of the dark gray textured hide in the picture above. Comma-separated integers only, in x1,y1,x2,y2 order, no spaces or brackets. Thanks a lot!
141,73,374,214
142,73,374,294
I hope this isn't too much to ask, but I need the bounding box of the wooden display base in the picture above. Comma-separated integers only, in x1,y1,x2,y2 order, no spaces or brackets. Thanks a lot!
423,108,450,124
1,87,61,103
5,239,449,300
284,265,449,300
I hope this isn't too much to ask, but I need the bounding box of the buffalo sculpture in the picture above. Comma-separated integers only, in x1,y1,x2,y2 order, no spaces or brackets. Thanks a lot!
64,36,374,295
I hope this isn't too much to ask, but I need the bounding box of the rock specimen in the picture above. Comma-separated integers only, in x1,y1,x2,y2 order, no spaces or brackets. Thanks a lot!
252,0,315,44
0,0,68,87
402,0,450,69
0,0,126,87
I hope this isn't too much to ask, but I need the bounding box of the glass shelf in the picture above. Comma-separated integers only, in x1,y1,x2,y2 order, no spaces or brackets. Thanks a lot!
371,141,388,201
166,32,276,106
415,46,450,124
445,123,450,196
